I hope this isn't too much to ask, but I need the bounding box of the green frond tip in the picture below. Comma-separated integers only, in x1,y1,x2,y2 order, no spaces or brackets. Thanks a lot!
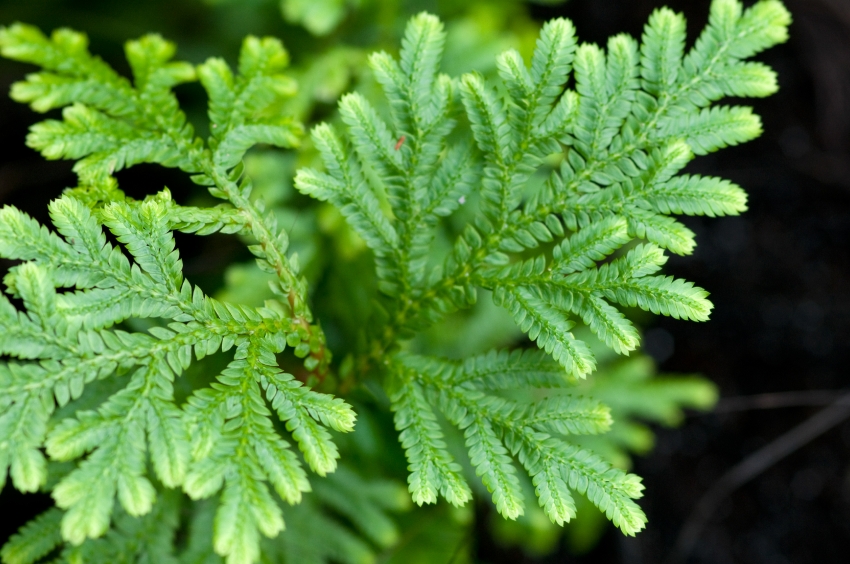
0,23,133,114
391,353,647,533
1,21,303,192
400,12,446,120
199,35,301,169
390,378,472,507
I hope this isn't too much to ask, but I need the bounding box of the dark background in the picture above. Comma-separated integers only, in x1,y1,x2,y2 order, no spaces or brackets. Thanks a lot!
1,0,849,563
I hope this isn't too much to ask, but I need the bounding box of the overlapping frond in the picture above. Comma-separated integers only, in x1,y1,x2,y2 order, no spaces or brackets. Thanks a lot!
390,352,644,533
0,196,354,563
4,467,406,564
0,24,318,349
297,0,784,363
0,1,789,559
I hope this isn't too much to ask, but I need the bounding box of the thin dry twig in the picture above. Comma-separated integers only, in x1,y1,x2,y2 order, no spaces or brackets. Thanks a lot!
712,390,846,412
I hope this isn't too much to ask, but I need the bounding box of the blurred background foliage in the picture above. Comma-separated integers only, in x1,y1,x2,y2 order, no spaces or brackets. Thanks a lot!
9,0,844,562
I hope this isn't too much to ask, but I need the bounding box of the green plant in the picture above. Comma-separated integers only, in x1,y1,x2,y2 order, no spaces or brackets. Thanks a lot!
0,0,789,562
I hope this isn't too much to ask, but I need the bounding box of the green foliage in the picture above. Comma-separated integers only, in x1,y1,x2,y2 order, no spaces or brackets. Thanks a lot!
0,0,789,562
488,350,718,556
279,0,353,36
0,23,351,564
295,0,787,538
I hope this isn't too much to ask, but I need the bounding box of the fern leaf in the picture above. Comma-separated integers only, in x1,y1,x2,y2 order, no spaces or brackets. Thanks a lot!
645,174,748,217
624,206,696,255
337,93,405,209
399,12,446,129
573,294,641,355
605,275,713,321
525,395,613,436
704,0,791,60
101,199,183,292
530,456,578,527
395,352,646,533
452,349,570,389
681,0,790,108
213,471,279,564
552,216,630,274
471,418,526,518
296,125,399,255
557,444,646,535
1,29,202,183
460,73,511,162
640,8,686,96
0,370,50,493
659,105,763,155
199,36,300,169
390,377,471,506
529,18,578,126
147,396,191,489
495,286,596,378
719,61,779,98
0,24,134,115
573,35,638,155
47,362,177,542
0,195,350,561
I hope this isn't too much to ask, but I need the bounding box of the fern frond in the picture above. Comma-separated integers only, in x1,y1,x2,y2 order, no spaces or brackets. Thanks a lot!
389,376,472,506
0,24,324,371
399,12,447,131
659,105,763,155
451,348,571,389
529,18,578,126
644,174,747,216
494,285,597,377
1,1,789,557
552,216,630,274
0,24,134,114
296,125,399,256
0,196,353,562
199,36,300,169
391,352,644,532
293,3,786,540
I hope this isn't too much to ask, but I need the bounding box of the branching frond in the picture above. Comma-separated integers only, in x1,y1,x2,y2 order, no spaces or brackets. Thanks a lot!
391,352,643,533
0,195,354,563
0,1,789,559
292,0,786,538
